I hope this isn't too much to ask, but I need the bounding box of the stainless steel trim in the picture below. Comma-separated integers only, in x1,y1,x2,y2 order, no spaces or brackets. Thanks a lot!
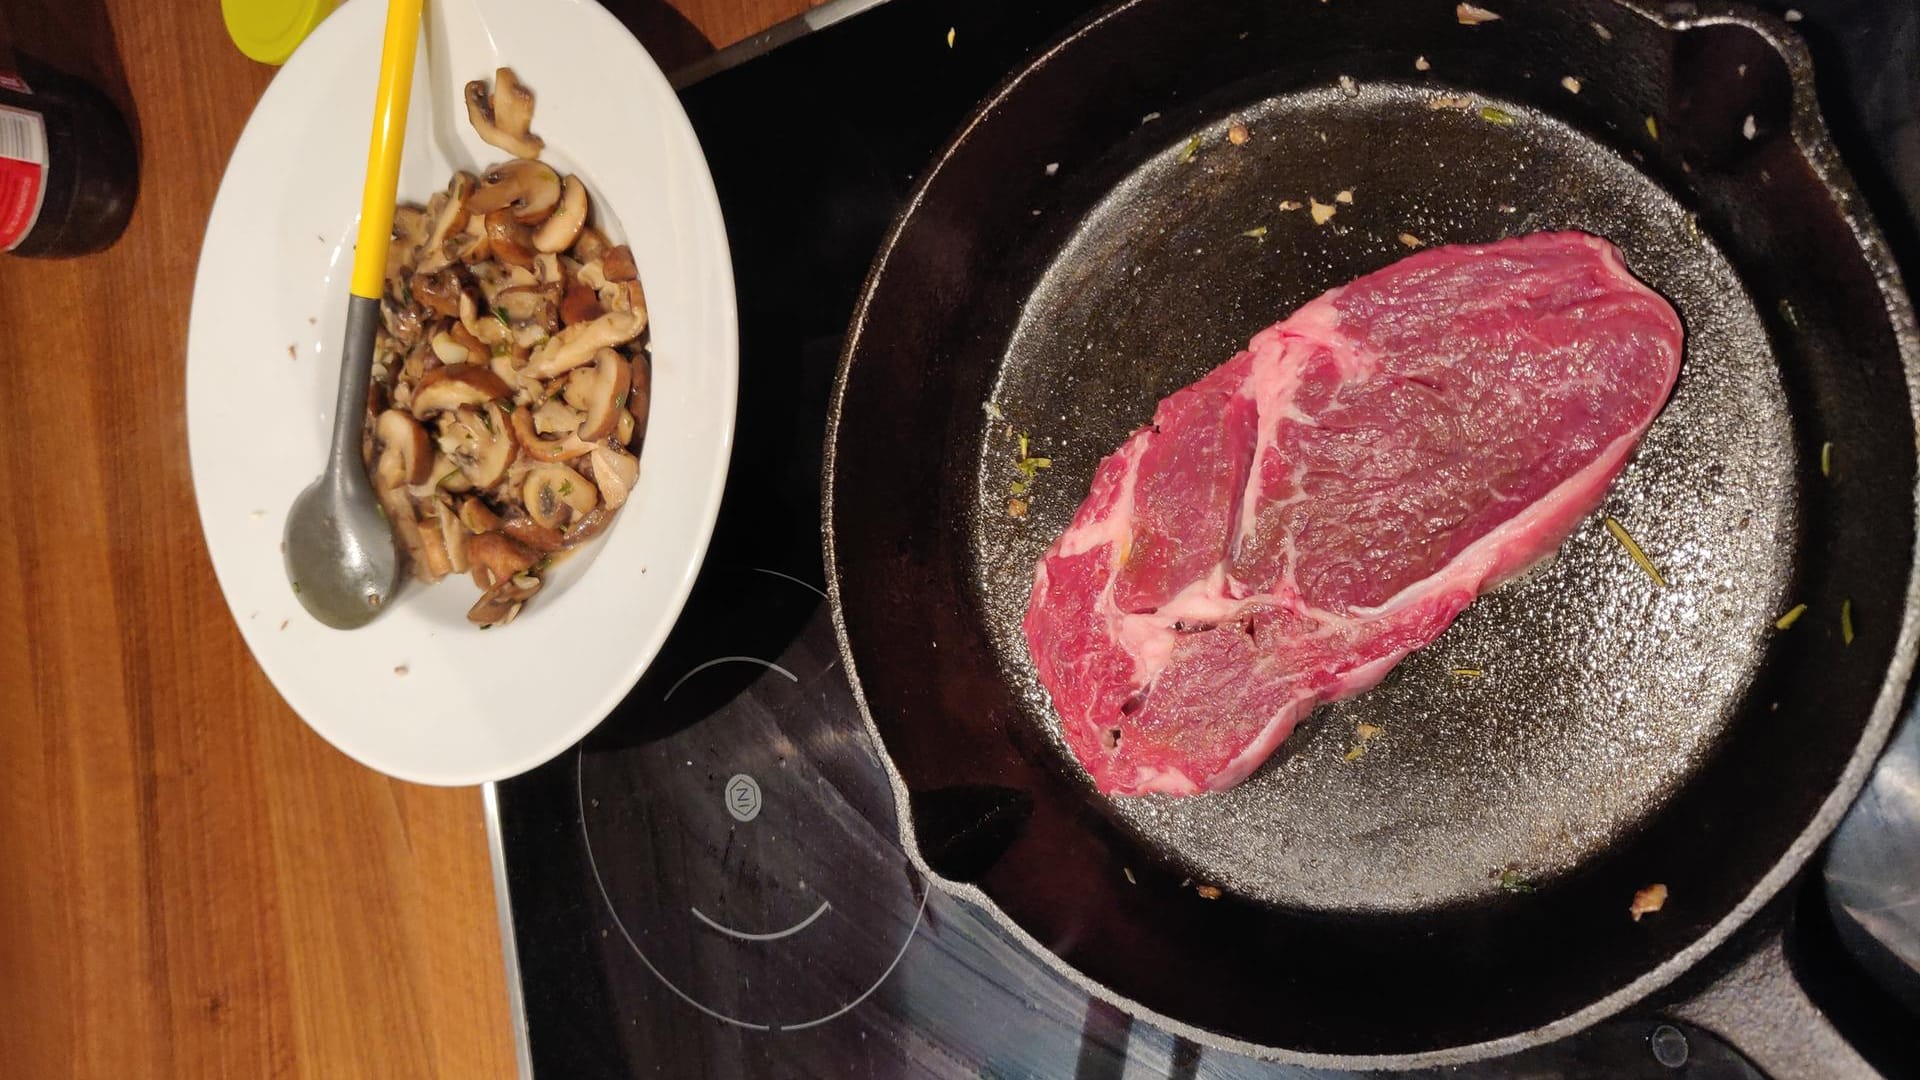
483,781,536,1080
670,0,894,88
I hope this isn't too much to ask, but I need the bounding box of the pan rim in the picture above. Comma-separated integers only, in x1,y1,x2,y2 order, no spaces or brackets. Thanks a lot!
821,0,1920,1066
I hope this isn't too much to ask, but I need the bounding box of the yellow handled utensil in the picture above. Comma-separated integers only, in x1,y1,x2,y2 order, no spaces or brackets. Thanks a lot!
351,0,425,299
283,0,424,629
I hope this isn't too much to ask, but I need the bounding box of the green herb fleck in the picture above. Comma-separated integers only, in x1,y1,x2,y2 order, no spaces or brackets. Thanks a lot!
490,340,508,357
534,555,554,573
491,306,511,327
1010,479,1030,496
1774,603,1807,630
291,581,302,594
557,480,573,497
1479,105,1516,126
502,399,518,413
1820,440,1832,476
1779,299,1800,330
614,391,628,410
1497,868,1536,894
1644,115,1659,140
1451,667,1484,678
1241,225,1269,239
1842,598,1855,645
1178,134,1202,164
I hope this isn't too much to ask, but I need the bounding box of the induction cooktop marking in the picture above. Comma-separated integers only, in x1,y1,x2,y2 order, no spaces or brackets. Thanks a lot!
778,887,926,1032
749,566,829,599
724,774,764,822
576,749,926,1031
690,899,831,942
664,656,798,701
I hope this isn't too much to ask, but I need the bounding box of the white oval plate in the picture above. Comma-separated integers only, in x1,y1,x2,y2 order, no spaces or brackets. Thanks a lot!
187,0,737,784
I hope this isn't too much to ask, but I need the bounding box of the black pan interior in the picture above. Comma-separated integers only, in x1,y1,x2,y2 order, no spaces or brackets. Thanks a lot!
828,0,1918,1060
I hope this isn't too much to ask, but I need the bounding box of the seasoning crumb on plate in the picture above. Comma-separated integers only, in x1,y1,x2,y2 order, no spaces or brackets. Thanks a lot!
394,664,409,677
1309,198,1337,225
1227,121,1249,145
1560,76,1581,94
1399,232,1425,249
1044,161,1059,176
287,343,297,360
946,26,955,47
1630,883,1668,921
1195,884,1222,900
1007,497,1029,518
1742,114,1757,140
1591,20,1613,40
1414,55,1430,72
1123,867,1136,884
1334,189,1354,204
1456,2,1501,25
1278,199,1303,212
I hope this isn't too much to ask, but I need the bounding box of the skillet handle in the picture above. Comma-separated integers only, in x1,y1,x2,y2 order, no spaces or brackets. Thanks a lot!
1666,922,1880,1080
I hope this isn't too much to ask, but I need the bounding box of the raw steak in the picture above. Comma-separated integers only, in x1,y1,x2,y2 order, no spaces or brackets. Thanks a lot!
1022,231,1683,796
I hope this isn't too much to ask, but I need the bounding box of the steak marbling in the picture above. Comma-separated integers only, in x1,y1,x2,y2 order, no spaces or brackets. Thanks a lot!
1022,231,1683,796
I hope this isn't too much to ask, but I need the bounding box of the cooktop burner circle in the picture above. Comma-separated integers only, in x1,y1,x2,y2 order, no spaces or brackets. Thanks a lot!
576,565,925,1032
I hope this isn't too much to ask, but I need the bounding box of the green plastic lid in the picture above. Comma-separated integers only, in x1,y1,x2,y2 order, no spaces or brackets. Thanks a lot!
222,0,338,66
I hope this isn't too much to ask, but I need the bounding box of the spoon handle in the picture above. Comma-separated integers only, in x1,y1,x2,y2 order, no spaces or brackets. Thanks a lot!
331,0,425,468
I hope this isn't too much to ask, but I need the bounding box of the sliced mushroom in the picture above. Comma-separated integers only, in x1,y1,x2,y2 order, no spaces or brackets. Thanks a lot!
562,507,616,547
467,159,562,224
450,215,491,266
468,573,542,627
415,173,476,274
533,252,563,286
415,506,455,583
410,266,473,319
448,321,491,363
588,445,640,510
615,409,635,447
571,226,612,264
442,403,515,487
410,364,512,418
575,347,632,442
388,205,429,289
532,397,584,436
559,280,603,326
373,409,433,487
500,512,566,553
600,245,638,282
465,68,544,160
521,309,646,380
484,209,536,270
523,462,597,530
458,496,505,535
508,404,595,462
533,175,589,253
467,531,537,589
605,280,647,317
494,283,559,321
436,499,471,574
430,330,473,366
423,452,473,494
459,291,510,348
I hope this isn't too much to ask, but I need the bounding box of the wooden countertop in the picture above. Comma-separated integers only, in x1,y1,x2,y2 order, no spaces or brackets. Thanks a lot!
0,0,809,1075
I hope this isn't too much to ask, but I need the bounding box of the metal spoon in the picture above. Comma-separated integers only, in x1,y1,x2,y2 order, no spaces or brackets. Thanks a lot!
284,0,426,629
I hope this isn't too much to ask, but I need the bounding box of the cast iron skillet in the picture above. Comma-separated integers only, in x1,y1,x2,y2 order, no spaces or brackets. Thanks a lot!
825,0,1920,1069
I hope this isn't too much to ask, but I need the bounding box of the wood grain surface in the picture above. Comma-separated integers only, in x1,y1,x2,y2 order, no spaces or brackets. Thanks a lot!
0,0,809,1076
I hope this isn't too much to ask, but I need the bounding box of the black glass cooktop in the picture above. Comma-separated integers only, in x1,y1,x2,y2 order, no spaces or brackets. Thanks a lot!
489,0,1920,1075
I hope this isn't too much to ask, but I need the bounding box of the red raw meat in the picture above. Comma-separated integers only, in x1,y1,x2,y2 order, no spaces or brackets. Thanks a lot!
1022,231,1683,796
